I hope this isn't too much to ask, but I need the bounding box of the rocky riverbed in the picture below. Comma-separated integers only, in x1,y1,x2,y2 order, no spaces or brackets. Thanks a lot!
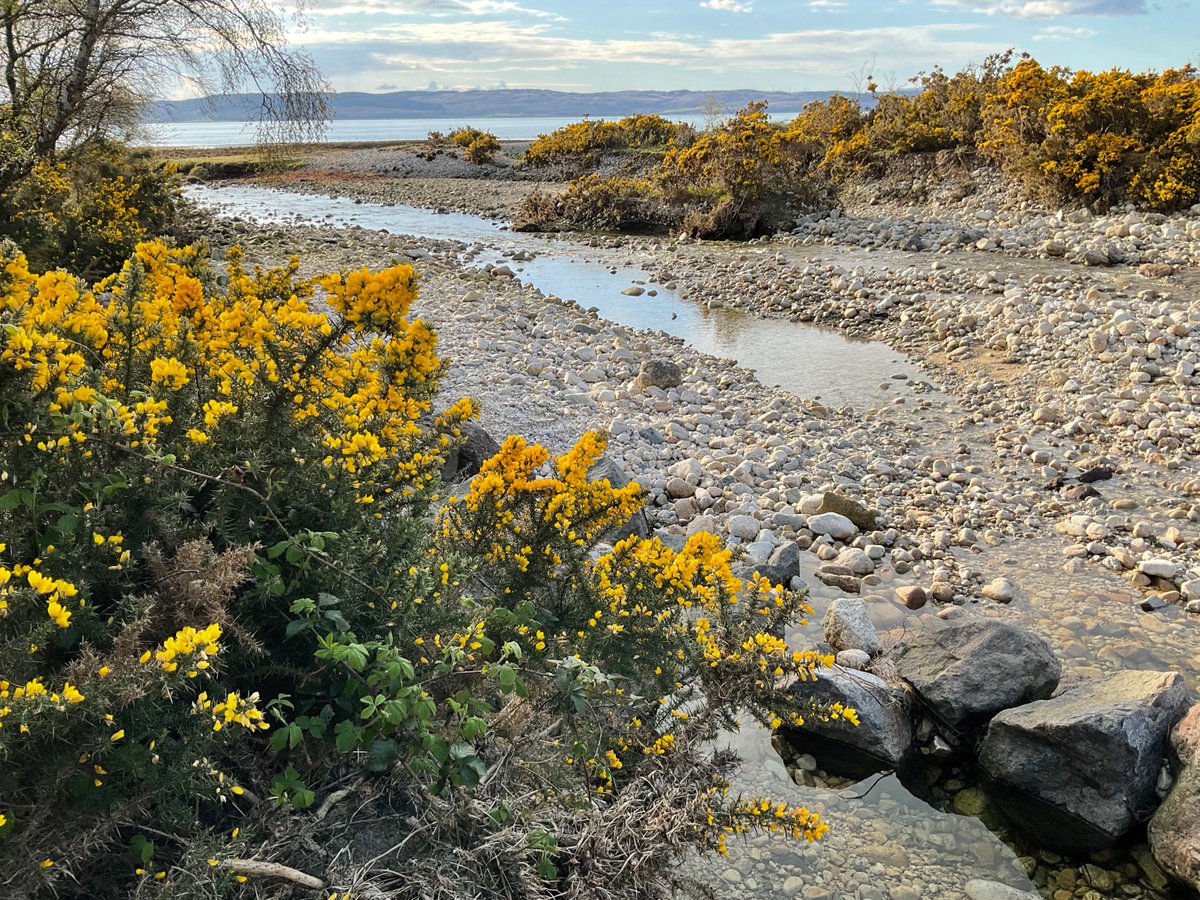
192,167,1200,899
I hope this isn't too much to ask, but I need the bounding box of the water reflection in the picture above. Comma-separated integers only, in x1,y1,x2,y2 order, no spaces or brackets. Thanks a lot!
696,715,1038,900
188,184,923,407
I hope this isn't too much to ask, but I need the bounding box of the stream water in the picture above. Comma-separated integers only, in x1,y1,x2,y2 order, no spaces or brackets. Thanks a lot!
187,185,924,409
188,183,1187,899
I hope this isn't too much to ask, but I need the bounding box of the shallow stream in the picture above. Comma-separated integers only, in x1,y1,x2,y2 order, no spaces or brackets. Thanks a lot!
187,184,923,408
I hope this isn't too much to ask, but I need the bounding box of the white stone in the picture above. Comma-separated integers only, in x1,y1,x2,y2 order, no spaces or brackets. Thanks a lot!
807,513,857,541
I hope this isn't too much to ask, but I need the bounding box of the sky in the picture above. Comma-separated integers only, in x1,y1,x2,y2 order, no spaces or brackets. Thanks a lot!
287,0,1198,95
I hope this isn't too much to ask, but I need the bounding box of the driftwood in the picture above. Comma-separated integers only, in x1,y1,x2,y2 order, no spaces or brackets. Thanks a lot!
226,858,326,889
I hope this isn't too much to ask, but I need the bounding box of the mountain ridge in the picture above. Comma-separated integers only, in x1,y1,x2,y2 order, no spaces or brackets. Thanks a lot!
146,88,868,123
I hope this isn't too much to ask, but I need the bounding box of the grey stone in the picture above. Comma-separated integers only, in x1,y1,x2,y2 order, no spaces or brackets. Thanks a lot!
1149,704,1200,892
786,665,913,774
727,515,760,540
980,670,1190,851
836,649,871,670
441,422,502,481
823,598,881,655
635,358,683,390
752,541,802,586
894,620,1060,727
814,568,861,594
980,576,1015,603
834,547,875,576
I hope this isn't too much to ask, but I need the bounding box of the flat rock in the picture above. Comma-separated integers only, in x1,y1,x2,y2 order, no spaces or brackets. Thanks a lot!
964,881,1041,900
980,670,1190,851
894,620,1060,727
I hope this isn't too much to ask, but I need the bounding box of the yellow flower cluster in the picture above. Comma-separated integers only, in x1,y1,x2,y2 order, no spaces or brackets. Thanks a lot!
140,623,222,675
443,432,643,568
193,691,268,732
731,794,829,844
0,557,80,628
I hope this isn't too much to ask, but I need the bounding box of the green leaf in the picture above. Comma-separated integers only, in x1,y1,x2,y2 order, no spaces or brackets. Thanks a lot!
365,738,399,773
285,619,312,640
334,720,363,753
267,540,291,559
128,834,155,867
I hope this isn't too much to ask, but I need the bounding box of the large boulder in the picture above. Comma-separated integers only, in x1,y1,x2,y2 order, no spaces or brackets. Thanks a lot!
979,670,1190,851
785,665,913,776
815,491,878,531
1149,704,1200,892
588,456,649,543
893,620,1060,728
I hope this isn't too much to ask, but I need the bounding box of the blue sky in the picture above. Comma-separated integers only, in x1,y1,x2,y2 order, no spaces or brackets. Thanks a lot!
289,0,1197,94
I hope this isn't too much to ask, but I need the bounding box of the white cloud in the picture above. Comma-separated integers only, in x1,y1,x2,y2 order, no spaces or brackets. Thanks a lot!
302,19,999,89
306,0,563,17
809,0,848,9
932,0,1147,15
700,0,753,12
1033,24,1098,38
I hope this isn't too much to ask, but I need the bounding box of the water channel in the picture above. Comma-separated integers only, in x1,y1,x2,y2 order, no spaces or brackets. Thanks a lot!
189,183,1189,899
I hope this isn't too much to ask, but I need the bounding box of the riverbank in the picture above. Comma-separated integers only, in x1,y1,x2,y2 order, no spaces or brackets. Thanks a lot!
191,173,1200,899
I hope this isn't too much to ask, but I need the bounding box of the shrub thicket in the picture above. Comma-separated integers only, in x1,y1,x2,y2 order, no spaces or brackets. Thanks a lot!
0,142,180,277
425,126,503,164
523,115,695,168
522,55,1200,238
0,232,845,897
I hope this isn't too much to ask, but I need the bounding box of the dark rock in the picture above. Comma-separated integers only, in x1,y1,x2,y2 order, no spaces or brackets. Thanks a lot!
894,620,1061,729
1060,483,1102,501
784,665,913,776
635,358,683,390
1077,466,1115,484
753,541,802,586
1140,596,1169,612
814,569,861,594
588,456,649,543
441,422,502,481
895,586,927,610
980,670,1190,851
1149,704,1200,892
815,491,878,531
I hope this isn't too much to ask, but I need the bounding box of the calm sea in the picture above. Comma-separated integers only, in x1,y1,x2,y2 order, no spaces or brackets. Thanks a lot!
140,115,716,148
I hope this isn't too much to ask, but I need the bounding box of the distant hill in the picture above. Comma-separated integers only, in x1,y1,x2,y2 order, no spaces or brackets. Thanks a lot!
146,89,865,123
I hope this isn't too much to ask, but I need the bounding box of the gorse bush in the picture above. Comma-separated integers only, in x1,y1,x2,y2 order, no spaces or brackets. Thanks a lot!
980,59,1200,211
447,126,503,164
523,114,694,168
0,237,845,897
0,142,179,277
524,55,1200,239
